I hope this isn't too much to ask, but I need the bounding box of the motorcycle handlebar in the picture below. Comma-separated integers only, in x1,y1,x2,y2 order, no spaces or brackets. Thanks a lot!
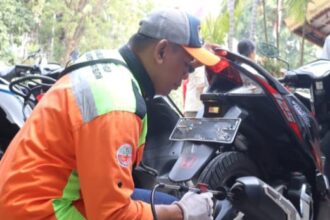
278,73,298,85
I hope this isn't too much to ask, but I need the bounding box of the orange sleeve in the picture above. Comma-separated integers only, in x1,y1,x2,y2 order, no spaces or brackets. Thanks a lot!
73,111,153,220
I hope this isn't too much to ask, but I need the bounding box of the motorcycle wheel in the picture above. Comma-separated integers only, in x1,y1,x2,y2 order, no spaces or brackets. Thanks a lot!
198,151,259,220
198,151,259,188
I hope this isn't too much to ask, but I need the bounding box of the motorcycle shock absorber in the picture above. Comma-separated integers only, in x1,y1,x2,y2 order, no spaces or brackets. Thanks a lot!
150,183,227,220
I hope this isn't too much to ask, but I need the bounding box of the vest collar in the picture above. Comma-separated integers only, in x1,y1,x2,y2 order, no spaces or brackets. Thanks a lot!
119,45,155,99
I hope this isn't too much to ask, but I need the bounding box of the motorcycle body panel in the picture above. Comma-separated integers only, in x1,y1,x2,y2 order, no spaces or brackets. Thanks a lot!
293,59,330,81
168,142,215,182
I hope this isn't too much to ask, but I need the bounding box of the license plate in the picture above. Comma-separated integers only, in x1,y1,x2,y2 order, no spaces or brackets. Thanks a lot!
169,118,241,144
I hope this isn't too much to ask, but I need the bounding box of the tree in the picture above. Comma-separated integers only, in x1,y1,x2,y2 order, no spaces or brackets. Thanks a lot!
249,0,258,41
201,11,229,45
276,0,283,50
227,0,236,50
284,0,310,65
0,0,36,64
39,0,111,64
262,0,268,44
37,0,154,64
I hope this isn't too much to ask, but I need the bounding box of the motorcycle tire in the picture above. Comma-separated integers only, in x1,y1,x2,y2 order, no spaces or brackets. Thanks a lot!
198,151,259,189
198,151,259,220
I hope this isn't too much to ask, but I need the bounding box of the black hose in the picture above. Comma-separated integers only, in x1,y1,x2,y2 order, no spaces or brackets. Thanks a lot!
165,95,184,117
150,183,165,220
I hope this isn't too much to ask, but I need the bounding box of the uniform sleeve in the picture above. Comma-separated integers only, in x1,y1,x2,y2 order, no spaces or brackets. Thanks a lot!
73,111,153,220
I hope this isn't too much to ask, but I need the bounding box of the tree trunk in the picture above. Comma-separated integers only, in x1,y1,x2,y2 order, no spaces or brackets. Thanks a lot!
300,20,306,66
262,0,268,43
61,0,107,64
63,14,86,64
249,0,258,41
227,0,236,51
276,0,283,51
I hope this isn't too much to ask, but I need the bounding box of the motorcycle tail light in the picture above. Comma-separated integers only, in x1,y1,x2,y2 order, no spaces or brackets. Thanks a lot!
209,59,230,73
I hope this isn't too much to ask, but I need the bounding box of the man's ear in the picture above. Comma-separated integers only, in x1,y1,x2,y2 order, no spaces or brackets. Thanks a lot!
154,39,169,64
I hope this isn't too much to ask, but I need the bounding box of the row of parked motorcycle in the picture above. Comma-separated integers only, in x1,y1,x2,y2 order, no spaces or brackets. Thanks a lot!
1,45,330,219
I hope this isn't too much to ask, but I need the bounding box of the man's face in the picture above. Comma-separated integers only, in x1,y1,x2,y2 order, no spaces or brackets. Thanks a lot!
153,43,193,95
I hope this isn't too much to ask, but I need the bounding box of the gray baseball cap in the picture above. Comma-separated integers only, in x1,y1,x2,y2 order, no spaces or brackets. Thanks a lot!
138,8,220,66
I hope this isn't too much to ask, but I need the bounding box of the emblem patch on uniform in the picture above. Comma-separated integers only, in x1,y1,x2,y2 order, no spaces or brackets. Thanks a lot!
117,144,133,167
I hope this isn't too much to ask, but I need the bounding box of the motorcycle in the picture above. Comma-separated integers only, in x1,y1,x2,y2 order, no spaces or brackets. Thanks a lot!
0,51,62,159
257,42,330,182
0,78,31,159
137,48,330,219
0,49,62,81
280,59,330,181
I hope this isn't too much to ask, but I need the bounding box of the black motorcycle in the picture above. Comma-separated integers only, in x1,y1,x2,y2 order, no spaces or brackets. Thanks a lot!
279,59,330,181
0,60,60,159
137,49,330,219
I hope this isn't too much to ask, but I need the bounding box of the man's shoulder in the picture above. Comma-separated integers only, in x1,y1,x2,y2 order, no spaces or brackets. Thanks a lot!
77,49,125,63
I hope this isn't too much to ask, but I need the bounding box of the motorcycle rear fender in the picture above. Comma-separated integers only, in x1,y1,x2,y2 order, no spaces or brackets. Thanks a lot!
168,142,215,182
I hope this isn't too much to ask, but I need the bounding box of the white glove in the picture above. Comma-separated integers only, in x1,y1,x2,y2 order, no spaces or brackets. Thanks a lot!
174,191,214,220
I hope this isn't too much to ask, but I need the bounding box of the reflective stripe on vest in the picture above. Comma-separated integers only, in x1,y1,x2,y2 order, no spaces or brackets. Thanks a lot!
70,64,142,123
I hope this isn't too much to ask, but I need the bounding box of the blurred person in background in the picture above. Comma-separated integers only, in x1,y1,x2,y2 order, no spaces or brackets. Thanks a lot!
183,66,208,117
237,39,256,60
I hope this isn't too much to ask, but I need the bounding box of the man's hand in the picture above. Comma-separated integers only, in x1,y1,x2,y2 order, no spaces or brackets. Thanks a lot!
204,43,222,53
174,191,214,220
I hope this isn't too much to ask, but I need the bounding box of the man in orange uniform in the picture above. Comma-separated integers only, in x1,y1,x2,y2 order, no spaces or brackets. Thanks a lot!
0,8,220,220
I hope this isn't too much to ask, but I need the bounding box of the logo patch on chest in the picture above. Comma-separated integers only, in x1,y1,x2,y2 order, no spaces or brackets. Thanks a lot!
117,144,133,167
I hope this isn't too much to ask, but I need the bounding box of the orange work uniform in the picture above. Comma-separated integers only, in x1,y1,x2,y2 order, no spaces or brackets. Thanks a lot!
0,48,153,220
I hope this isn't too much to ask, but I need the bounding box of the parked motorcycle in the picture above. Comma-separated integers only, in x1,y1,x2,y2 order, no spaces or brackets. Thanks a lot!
0,51,61,159
0,49,62,81
0,79,31,159
138,48,330,219
280,60,330,180
257,42,330,182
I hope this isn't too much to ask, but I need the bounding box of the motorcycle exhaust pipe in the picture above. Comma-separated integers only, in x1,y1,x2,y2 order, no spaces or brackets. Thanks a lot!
230,176,302,220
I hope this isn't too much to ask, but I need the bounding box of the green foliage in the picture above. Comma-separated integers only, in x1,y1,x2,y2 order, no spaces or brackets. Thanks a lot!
0,0,36,64
0,0,157,64
0,0,322,69
284,0,309,23
202,13,229,45
36,0,155,63
259,58,284,77
235,0,319,70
